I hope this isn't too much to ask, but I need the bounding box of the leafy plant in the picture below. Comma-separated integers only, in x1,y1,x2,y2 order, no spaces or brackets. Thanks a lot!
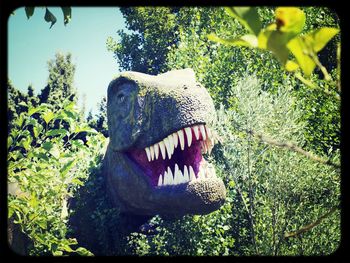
8,98,105,256
208,7,339,85
24,6,71,28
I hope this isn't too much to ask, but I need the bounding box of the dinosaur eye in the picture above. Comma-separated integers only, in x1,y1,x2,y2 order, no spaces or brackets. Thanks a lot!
117,93,125,103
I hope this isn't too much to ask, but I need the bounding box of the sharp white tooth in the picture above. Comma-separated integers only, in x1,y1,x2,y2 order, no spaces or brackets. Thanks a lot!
168,135,175,155
205,126,212,140
164,137,172,159
174,164,180,184
184,127,192,147
158,174,163,186
193,125,200,140
145,147,151,162
207,138,214,155
154,143,159,160
159,141,166,160
163,171,168,185
189,166,196,181
172,132,179,148
183,165,189,182
177,130,185,150
199,124,207,141
201,141,207,154
167,167,174,185
150,145,155,161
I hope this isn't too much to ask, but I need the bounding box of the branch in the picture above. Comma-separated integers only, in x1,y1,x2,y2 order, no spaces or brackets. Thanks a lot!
284,205,339,238
246,129,340,170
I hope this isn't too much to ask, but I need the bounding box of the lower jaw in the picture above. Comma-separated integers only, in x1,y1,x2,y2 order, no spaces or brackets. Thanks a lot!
137,176,227,216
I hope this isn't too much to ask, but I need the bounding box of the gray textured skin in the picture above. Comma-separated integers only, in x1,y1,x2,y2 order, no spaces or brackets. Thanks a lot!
103,69,226,216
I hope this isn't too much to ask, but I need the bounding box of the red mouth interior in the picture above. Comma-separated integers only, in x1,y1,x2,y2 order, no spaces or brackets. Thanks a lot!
127,141,203,187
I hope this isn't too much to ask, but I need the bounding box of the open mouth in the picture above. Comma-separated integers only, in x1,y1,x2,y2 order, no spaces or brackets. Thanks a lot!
127,124,216,188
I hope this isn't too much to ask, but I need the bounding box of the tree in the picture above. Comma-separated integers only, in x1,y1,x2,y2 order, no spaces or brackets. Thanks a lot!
107,6,341,256
107,7,180,75
39,52,77,106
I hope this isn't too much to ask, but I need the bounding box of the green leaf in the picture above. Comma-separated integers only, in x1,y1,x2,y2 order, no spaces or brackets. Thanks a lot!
28,106,43,116
225,7,262,36
8,206,14,219
75,247,94,256
43,111,55,124
33,126,39,138
44,8,57,29
60,159,76,177
15,113,25,127
8,136,13,148
43,141,54,151
34,152,50,161
29,195,39,208
222,225,230,231
25,7,35,19
50,145,60,159
22,138,31,151
18,101,27,107
47,129,68,137
275,7,305,36
258,29,291,65
53,250,63,256
287,36,316,77
37,220,47,230
71,178,84,186
208,33,258,48
61,7,71,25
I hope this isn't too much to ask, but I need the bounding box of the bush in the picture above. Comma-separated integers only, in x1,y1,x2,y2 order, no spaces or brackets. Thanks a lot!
8,98,106,256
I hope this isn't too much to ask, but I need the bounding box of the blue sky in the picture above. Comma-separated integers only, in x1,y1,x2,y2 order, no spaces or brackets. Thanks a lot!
8,7,127,115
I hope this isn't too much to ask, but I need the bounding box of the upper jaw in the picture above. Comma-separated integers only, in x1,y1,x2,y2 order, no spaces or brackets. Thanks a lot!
144,123,215,162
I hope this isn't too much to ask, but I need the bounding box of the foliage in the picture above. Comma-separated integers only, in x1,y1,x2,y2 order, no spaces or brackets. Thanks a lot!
124,75,340,256
7,96,105,255
8,6,340,257
39,52,77,106
109,6,341,256
212,76,340,255
24,7,71,28
87,96,109,137
106,7,180,75
208,7,339,82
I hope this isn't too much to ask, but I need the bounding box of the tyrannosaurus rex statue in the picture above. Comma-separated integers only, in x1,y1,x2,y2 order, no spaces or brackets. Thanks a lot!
103,68,226,216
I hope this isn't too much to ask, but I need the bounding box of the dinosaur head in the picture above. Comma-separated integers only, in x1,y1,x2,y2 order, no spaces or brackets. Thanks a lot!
104,69,226,216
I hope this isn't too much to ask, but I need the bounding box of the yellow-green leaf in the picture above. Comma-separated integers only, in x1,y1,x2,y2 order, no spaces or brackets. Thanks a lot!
287,36,316,76
7,136,13,148
285,60,300,72
275,7,305,35
225,7,262,36
309,27,339,53
43,111,55,124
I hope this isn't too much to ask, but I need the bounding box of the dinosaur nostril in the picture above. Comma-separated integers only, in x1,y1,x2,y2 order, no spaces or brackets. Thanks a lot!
182,85,188,90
